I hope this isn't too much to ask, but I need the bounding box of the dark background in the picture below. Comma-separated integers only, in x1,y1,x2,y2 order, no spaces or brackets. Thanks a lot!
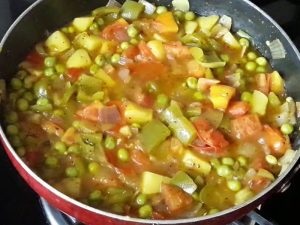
0,0,300,225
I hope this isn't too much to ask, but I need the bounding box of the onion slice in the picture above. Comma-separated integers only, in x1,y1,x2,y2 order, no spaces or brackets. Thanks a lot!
172,0,190,12
138,0,156,14
219,15,232,30
266,39,286,59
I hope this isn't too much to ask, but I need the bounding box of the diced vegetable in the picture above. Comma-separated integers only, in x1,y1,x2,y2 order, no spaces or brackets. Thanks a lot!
231,114,262,140
92,6,120,16
210,85,236,111
185,21,198,34
121,0,145,20
45,31,71,53
74,32,102,51
66,49,92,68
138,0,156,14
124,102,153,124
221,31,241,49
94,69,116,87
269,71,284,95
73,17,94,32
161,184,193,213
189,47,204,62
161,101,197,145
251,90,268,116
155,12,179,33
170,171,197,194
172,0,190,12
140,120,171,152
257,168,275,181
197,15,219,33
234,188,254,205
141,171,171,194
263,125,288,156
147,40,166,61
182,150,212,175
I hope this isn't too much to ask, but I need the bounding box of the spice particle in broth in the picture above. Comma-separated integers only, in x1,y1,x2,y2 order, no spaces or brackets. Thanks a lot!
2,0,297,220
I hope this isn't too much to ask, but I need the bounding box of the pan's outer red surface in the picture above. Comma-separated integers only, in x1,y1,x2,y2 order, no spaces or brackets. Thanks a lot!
1,0,300,225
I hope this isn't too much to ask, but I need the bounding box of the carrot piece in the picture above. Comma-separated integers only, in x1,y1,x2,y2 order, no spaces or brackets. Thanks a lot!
227,101,250,117
76,102,102,122
231,114,262,140
263,125,289,156
122,46,140,59
161,184,193,213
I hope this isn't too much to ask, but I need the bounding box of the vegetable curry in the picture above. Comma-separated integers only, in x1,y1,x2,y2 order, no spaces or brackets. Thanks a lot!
3,0,297,220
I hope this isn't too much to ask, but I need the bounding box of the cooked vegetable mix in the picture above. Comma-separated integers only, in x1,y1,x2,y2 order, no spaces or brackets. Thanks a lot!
3,0,298,219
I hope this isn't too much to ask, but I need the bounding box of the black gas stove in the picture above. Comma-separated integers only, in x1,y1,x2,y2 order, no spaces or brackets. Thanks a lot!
0,1,300,225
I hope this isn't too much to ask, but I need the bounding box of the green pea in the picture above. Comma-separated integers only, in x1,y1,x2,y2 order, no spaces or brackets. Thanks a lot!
55,64,65,74
130,38,139,45
95,55,105,66
174,10,184,20
90,64,99,74
222,157,235,166
155,94,169,108
65,166,78,177
280,123,293,135
245,61,257,72
136,194,148,206
5,112,18,124
235,68,244,76
11,78,23,90
44,57,56,67
88,162,101,174
68,26,75,33
117,148,129,162
241,91,252,102
184,11,196,21
89,22,99,31
54,141,67,154
111,54,121,64
147,82,159,93
68,144,80,154
255,57,267,66
6,125,19,135
247,51,257,60
193,91,205,101
96,18,104,26
239,38,249,47
23,91,34,102
89,190,102,202
45,156,58,168
112,204,124,214
37,97,49,106
23,77,33,89
256,66,266,73
237,156,248,167
120,42,130,50
17,98,29,111
217,165,232,178
186,77,198,89
138,204,153,218
156,6,167,14
127,25,139,38
227,180,242,192
17,147,26,157
11,136,22,148
265,154,278,165
44,67,55,77
220,54,230,62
